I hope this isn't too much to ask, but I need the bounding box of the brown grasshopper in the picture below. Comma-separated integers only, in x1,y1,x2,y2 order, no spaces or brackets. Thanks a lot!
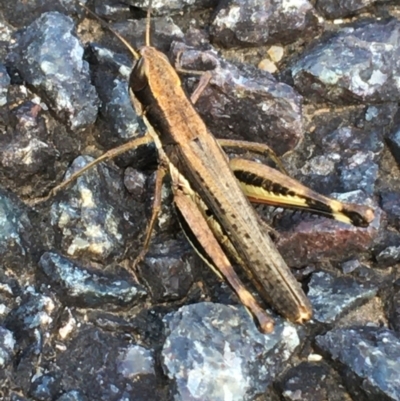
34,2,374,333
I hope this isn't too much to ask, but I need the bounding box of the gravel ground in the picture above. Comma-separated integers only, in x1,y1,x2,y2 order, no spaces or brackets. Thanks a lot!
0,0,400,400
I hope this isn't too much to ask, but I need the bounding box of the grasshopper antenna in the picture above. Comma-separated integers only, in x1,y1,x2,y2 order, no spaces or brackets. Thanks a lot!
77,1,140,60
145,0,152,46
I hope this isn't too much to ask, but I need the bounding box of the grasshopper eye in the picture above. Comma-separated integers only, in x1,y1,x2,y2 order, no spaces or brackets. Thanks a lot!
129,57,148,92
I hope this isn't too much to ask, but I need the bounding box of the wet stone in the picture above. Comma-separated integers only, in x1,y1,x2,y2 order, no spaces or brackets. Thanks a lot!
172,41,303,155
7,12,99,130
39,252,146,308
139,240,195,302
287,18,400,104
316,327,400,401
211,0,320,48
279,361,351,401
162,302,300,401
49,155,143,262
308,271,378,325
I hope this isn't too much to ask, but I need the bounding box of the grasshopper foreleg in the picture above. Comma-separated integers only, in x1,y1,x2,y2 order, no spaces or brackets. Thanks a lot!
27,134,154,206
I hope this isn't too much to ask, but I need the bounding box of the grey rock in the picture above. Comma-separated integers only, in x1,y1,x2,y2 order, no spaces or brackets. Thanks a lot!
316,0,381,19
316,327,400,400
211,0,320,47
0,326,15,368
288,19,400,104
49,155,143,262
125,0,217,15
162,302,300,401
0,63,10,108
308,271,378,324
7,12,99,130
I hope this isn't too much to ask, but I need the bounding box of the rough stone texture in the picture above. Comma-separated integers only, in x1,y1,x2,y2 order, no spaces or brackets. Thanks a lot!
162,303,300,401
286,19,400,104
7,12,99,131
171,41,303,155
308,271,378,324
316,327,400,401
315,0,385,19
211,0,321,48
39,252,146,308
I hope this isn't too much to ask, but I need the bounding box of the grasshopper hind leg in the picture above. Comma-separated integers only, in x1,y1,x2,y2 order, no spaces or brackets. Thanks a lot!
173,185,275,334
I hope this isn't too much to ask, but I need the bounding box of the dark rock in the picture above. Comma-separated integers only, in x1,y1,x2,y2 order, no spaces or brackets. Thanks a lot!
279,361,351,401
287,19,400,104
49,155,144,263
386,124,400,167
0,188,41,275
30,373,61,401
171,41,303,155
139,240,195,302
211,0,321,48
276,193,379,267
316,326,400,401
56,390,89,401
388,280,400,333
0,63,10,112
380,191,400,230
39,252,146,308
308,271,378,324
316,0,379,20
0,326,15,369
124,0,217,15
7,12,99,130
0,101,58,197
56,326,164,401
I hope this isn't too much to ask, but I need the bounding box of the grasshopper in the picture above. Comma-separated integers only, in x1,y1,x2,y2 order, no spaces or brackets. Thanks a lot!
34,2,374,333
